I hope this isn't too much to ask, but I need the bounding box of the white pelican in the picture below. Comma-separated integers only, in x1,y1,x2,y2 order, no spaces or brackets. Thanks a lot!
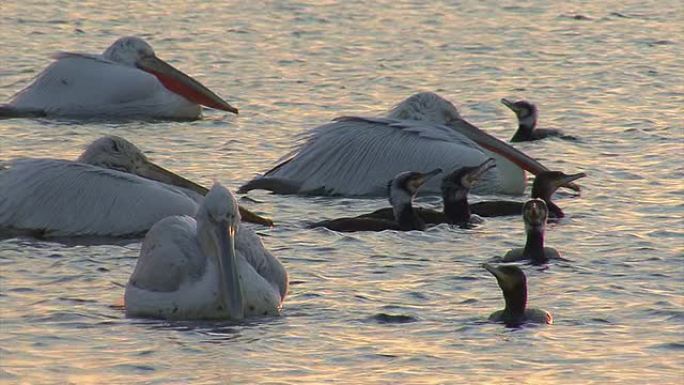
239,92,578,196
0,136,272,238
125,182,287,320
0,36,237,120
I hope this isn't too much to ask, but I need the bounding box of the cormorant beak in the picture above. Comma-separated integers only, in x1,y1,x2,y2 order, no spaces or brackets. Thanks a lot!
552,172,587,191
416,168,443,189
215,219,244,320
422,168,443,181
464,158,497,186
482,263,514,292
136,160,274,227
501,98,519,113
136,55,238,114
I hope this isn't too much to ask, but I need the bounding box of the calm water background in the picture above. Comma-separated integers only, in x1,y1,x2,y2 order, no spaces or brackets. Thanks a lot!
1,1,683,383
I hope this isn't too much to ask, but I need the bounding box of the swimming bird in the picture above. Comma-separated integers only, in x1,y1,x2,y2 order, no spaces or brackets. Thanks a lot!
239,92,578,197
501,199,561,265
482,263,552,325
358,158,496,228
501,98,575,142
125,183,287,320
470,170,586,218
308,168,442,232
0,136,272,238
0,36,237,120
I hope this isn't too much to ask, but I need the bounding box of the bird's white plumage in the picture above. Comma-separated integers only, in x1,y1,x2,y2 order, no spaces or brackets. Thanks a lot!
0,158,201,237
125,184,287,320
8,53,199,119
243,92,532,197
0,135,212,237
260,116,508,196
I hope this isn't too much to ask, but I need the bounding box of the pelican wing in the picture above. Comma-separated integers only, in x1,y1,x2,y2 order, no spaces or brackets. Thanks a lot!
236,225,288,300
128,215,205,293
254,116,497,196
0,159,200,237
8,53,187,117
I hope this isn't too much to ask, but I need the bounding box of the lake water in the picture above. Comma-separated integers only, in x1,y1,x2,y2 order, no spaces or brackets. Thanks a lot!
1,1,682,383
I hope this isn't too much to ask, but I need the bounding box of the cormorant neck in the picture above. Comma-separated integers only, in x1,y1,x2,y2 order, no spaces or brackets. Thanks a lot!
510,124,533,142
531,188,564,218
442,189,471,226
524,225,547,264
502,283,528,322
510,111,537,142
545,200,564,218
394,202,424,231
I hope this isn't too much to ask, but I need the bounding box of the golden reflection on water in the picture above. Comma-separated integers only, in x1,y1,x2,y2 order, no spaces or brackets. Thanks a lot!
1,0,683,384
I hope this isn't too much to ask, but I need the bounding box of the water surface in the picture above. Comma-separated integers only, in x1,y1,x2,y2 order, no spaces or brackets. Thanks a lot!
1,1,682,383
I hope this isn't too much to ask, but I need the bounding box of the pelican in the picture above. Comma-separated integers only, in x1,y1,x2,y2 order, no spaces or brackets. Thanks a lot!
0,136,272,238
239,92,578,197
125,182,288,320
0,36,237,120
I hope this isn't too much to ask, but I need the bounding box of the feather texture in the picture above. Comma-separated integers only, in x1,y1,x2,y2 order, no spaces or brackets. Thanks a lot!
8,53,199,119
125,185,287,320
248,116,507,196
0,159,202,237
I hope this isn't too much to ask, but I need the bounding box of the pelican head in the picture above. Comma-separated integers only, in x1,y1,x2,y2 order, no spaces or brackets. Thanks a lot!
501,98,538,130
77,136,207,195
196,183,244,320
523,198,548,230
387,92,462,123
103,36,238,114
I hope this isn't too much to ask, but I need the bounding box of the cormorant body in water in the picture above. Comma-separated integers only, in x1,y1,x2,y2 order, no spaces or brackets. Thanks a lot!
482,263,552,325
470,171,586,219
501,199,561,265
358,159,496,228
308,169,442,232
501,98,576,142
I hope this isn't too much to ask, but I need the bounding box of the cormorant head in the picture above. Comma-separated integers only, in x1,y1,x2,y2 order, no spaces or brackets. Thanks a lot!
531,171,587,201
441,158,496,199
523,198,548,230
501,98,538,130
388,168,442,207
483,263,528,318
